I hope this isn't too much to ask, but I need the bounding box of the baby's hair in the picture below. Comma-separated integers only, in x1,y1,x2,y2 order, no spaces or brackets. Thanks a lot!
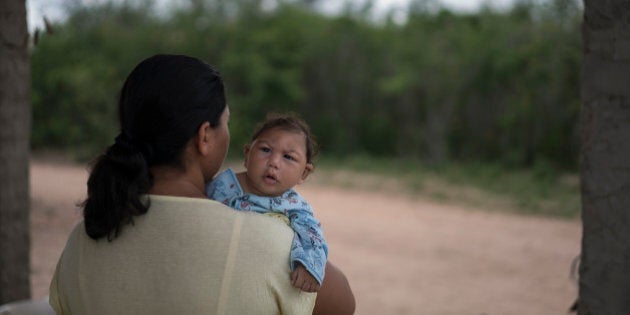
251,112,319,164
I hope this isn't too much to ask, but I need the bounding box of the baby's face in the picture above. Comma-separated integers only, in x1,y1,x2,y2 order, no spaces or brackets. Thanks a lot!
242,128,312,197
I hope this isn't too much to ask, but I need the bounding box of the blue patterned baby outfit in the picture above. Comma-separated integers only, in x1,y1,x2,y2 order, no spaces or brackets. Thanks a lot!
206,168,328,284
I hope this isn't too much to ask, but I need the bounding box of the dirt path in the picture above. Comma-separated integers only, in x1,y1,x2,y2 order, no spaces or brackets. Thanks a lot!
30,160,582,314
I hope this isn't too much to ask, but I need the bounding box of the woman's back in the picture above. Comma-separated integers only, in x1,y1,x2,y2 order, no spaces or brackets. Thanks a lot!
49,195,316,314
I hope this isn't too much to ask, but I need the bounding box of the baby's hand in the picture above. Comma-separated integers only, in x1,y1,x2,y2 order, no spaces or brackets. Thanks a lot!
291,264,321,292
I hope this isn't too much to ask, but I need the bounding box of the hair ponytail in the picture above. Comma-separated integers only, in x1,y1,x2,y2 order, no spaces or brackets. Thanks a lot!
83,135,152,241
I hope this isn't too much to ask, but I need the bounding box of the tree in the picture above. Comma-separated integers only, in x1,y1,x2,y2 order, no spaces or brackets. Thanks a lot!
579,0,630,313
0,0,31,304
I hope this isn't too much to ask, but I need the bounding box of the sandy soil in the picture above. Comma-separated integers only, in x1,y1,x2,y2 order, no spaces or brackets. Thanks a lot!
30,160,582,315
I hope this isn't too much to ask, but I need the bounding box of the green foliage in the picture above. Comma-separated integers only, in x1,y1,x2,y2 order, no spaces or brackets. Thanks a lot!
31,0,582,170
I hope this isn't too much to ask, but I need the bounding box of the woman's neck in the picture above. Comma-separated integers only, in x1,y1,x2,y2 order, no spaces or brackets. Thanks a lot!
149,165,207,198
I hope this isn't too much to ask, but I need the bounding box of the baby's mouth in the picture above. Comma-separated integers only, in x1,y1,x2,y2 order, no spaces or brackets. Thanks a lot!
264,173,278,184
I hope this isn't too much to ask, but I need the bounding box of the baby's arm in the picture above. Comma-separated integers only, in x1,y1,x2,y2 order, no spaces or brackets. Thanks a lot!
291,263,321,292
285,196,328,291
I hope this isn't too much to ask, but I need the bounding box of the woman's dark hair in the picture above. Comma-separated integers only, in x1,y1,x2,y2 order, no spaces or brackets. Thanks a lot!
251,112,319,164
83,54,227,241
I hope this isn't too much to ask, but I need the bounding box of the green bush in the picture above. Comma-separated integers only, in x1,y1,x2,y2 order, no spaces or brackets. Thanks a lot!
31,0,582,171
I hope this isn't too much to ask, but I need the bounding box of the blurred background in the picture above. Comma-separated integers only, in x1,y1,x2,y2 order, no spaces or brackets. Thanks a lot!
28,0,582,217
24,0,583,314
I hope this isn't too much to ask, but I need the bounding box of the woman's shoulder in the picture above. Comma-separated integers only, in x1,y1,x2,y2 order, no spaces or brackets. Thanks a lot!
147,194,295,260
148,194,228,210
146,194,242,225
147,194,293,236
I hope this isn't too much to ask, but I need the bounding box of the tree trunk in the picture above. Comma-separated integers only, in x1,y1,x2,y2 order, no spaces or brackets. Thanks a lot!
579,1,630,313
0,0,31,304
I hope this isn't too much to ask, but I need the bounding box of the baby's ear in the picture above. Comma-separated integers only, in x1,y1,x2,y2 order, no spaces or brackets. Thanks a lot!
299,163,314,184
243,144,251,167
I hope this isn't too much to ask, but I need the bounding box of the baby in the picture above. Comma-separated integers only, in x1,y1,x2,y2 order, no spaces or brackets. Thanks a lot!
206,113,327,292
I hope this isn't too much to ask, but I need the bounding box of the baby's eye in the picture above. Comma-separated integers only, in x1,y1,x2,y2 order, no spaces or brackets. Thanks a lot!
260,147,271,153
284,154,296,161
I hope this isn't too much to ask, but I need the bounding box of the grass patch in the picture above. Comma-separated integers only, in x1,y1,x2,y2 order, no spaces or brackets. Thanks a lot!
313,155,580,219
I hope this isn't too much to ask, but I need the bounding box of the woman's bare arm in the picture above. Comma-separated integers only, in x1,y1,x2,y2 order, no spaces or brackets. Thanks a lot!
312,261,356,315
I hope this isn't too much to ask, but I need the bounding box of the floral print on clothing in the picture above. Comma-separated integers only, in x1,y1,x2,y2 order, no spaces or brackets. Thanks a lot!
206,168,328,284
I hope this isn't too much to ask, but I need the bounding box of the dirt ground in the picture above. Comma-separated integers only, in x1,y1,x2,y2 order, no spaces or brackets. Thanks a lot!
30,160,582,315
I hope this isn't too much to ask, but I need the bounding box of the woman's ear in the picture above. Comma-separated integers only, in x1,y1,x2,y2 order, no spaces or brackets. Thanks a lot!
298,163,314,184
196,121,212,156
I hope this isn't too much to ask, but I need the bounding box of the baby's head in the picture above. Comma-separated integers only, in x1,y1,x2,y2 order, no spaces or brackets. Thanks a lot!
242,113,319,197
251,113,319,164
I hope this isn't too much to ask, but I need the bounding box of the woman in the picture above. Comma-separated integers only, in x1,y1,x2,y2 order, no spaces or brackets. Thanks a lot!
49,54,354,314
